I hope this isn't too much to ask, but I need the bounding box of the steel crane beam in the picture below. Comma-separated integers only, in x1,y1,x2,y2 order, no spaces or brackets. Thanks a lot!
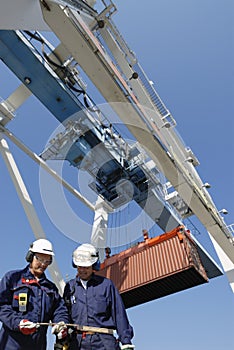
39,0,234,265
0,136,65,295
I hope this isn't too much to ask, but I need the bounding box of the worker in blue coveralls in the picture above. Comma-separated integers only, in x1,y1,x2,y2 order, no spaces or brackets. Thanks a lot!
63,243,135,350
0,238,69,350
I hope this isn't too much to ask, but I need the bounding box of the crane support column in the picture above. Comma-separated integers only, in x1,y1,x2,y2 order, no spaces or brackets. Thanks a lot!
91,197,110,262
209,233,234,292
0,136,65,295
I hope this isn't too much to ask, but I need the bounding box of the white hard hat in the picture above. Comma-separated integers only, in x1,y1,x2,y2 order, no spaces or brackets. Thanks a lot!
73,243,98,267
30,239,54,256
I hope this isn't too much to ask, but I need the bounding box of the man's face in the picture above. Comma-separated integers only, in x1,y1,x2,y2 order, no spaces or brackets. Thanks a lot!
30,253,52,278
77,265,93,280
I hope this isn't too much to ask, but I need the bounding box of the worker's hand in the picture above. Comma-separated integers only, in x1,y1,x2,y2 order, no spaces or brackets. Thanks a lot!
121,345,135,350
19,319,38,335
51,321,68,339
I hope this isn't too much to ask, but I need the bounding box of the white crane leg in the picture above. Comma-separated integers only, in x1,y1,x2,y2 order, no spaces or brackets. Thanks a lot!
209,233,234,293
91,197,109,262
0,136,65,295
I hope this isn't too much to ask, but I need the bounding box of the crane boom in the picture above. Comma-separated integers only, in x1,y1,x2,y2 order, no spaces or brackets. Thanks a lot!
39,0,234,263
0,0,233,286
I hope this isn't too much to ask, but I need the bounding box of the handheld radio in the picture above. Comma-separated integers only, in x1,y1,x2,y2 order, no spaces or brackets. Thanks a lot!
19,293,27,312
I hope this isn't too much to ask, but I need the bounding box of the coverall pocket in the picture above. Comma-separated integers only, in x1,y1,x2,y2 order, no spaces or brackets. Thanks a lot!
93,296,109,315
12,287,30,312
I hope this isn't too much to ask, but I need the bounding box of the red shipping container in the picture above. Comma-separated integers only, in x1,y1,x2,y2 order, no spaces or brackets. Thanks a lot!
96,227,209,308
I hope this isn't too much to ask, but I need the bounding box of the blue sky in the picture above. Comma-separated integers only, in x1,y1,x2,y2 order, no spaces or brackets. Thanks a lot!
0,0,234,349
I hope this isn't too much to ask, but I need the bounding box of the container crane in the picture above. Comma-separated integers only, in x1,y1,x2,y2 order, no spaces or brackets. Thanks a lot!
0,0,233,296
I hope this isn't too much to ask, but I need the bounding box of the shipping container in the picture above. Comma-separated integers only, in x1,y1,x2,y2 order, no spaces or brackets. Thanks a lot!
96,226,209,308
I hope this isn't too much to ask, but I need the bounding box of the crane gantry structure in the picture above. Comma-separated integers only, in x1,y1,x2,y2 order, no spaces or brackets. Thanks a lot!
0,0,233,295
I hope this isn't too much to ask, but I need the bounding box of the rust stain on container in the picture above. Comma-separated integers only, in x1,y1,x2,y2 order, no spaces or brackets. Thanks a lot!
96,226,208,308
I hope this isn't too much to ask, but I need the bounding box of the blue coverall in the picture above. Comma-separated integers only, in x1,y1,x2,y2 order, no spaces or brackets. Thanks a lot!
63,273,134,350
0,265,69,350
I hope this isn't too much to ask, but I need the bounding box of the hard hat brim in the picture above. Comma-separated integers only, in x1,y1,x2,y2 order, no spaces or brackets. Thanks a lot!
73,257,98,267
